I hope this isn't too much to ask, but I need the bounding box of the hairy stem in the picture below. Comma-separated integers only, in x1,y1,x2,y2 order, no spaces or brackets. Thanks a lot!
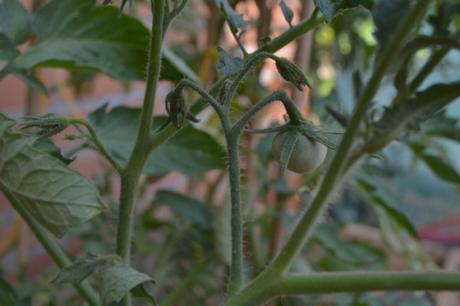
226,130,245,294
227,271,460,306
1,187,100,306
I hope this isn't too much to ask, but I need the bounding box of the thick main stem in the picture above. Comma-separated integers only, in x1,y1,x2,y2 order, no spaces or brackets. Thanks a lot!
115,0,165,266
227,271,460,306
226,132,245,294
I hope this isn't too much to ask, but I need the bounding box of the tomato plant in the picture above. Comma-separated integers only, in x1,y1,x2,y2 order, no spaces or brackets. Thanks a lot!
0,0,460,306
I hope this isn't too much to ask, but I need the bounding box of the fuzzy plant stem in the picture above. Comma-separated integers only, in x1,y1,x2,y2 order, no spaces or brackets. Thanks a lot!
1,187,100,306
115,1,165,305
226,271,460,306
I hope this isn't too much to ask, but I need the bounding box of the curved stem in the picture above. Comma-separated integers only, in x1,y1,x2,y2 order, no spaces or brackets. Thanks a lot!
1,187,100,306
227,271,460,306
175,79,225,119
232,91,303,135
72,120,123,174
116,0,165,280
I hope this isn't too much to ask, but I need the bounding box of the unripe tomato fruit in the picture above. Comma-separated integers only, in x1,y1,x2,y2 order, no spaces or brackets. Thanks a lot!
271,131,327,174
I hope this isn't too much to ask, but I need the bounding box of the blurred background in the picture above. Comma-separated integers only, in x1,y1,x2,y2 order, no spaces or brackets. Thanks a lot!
1,0,460,305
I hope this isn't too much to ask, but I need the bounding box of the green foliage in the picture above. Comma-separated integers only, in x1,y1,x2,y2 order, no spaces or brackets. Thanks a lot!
88,105,226,176
0,113,102,237
0,277,30,306
314,0,373,22
0,0,30,45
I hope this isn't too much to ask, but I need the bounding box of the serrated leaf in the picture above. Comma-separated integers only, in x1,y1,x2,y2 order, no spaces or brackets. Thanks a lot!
279,130,299,174
372,0,410,46
357,177,419,238
53,253,107,284
0,113,102,237
0,0,196,83
216,47,244,76
88,105,226,176
0,0,31,44
96,265,154,304
154,190,212,228
315,0,373,22
280,0,294,27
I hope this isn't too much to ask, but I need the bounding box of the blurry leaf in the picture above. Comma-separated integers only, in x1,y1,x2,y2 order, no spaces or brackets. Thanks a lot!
218,0,251,34
163,47,199,83
402,35,460,56
89,105,226,176
214,192,231,265
14,71,47,94
357,177,419,238
408,144,460,184
0,0,31,44
154,190,212,228
216,47,244,76
96,265,154,304
367,82,460,153
0,278,22,306
0,33,19,61
314,0,373,22
423,112,460,142
313,224,385,267
372,0,411,46
53,253,118,284
0,113,102,237
279,0,294,27
0,0,195,83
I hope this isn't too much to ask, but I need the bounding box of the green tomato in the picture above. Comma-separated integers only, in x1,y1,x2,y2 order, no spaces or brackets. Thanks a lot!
271,131,327,174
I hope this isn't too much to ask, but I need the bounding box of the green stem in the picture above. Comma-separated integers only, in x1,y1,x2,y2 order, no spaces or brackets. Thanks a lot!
260,13,324,54
72,120,123,174
1,187,100,306
226,130,245,294
116,0,165,264
227,271,460,306
262,0,430,277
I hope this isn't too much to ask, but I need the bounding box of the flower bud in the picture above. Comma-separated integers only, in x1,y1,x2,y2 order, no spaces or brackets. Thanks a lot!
165,89,188,129
275,57,310,91
21,114,70,137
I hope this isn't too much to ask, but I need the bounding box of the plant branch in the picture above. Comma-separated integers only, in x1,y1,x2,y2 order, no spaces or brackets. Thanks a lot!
227,271,460,306
175,79,225,119
260,10,323,54
232,91,303,135
0,187,100,306
116,4,165,300
72,120,123,174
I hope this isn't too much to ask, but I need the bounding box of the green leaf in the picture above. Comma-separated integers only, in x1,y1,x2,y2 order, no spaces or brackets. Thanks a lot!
313,224,385,266
0,277,21,306
219,0,251,34
0,0,197,83
314,0,373,22
53,253,113,284
408,144,460,184
0,113,102,237
0,0,31,44
279,0,294,27
0,33,19,61
357,177,419,238
216,47,244,76
96,265,154,305
88,105,227,176
279,129,299,175
154,190,212,228
372,0,410,46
